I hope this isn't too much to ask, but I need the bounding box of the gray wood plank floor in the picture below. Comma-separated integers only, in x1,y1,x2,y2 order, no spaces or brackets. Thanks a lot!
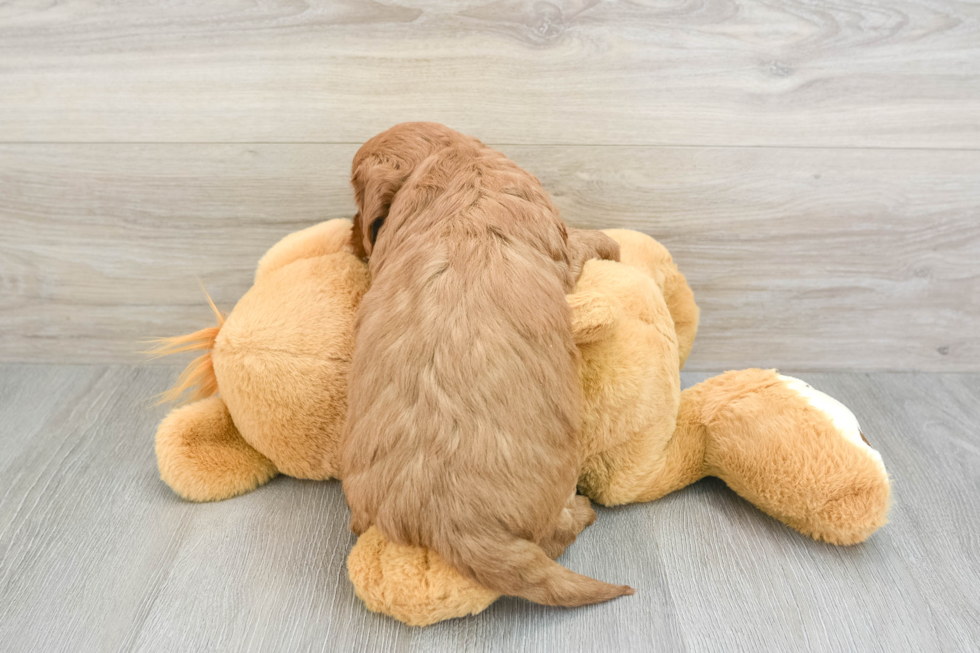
1,364,977,652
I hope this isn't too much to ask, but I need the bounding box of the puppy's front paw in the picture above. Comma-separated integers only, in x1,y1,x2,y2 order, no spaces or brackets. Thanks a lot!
569,228,621,263
567,228,621,283
592,231,621,263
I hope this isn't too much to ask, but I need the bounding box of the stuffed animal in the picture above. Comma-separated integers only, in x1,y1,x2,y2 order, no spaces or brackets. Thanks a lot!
153,219,891,626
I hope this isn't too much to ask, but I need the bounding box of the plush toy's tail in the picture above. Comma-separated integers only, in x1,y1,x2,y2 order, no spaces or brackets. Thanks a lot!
147,286,225,405
443,529,635,607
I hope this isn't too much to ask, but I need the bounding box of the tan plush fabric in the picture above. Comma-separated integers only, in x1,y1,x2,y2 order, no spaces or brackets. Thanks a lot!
691,368,891,545
348,527,499,627
155,395,278,502
572,257,683,505
153,219,891,627
601,229,699,367
213,249,368,480
155,219,368,492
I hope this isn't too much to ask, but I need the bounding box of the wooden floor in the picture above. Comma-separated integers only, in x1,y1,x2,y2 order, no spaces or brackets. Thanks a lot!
0,364,977,652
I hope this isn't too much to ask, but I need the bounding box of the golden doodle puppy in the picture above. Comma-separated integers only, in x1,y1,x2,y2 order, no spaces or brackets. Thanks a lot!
341,123,632,607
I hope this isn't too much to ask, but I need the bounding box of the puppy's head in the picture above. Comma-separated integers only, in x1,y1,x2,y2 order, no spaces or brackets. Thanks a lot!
350,122,475,259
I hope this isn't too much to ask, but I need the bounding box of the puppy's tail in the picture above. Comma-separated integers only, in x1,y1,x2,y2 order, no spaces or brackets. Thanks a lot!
446,530,634,607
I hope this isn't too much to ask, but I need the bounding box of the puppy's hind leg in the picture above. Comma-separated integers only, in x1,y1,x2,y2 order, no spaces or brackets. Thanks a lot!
539,494,598,559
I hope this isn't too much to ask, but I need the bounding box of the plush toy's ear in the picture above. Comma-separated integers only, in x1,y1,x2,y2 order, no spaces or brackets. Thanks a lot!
662,268,699,369
255,219,356,283
568,290,622,345
601,229,700,368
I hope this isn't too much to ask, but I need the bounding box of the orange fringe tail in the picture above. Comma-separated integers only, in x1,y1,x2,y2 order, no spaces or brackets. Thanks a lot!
147,287,225,405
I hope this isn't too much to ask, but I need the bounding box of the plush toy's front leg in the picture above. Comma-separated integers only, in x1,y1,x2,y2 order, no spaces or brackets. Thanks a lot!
156,396,278,502
587,369,891,545
688,369,891,545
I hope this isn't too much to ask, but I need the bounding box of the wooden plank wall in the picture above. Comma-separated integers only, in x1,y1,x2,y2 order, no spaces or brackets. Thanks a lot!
1,0,978,371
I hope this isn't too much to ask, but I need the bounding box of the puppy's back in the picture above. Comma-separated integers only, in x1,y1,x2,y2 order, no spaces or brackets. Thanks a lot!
342,131,632,606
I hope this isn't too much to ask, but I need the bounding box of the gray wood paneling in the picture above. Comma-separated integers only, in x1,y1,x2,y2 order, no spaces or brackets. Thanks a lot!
0,365,977,651
1,144,977,370
0,0,978,147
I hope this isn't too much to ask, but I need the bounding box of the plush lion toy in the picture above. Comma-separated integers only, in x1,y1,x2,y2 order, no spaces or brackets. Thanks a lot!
153,219,890,626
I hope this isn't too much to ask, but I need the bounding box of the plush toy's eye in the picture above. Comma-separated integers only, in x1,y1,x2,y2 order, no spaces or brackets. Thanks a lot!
369,217,386,246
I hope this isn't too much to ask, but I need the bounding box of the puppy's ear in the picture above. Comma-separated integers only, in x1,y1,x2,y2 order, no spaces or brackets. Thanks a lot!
351,155,409,259
567,290,622,345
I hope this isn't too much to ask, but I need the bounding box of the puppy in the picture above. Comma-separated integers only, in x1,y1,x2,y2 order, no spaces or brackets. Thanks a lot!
340,123,633,607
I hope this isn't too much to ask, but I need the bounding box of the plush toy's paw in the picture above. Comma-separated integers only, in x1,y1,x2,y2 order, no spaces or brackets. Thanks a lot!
567,288,622,346
347,527,499,627
778,375,891,545
155,395,278,502
778,375,886,476
698,369,891,546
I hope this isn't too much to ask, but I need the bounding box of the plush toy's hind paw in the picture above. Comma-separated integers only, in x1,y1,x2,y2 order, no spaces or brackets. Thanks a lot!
778,376,886,474
347,527,498,627
777,375,891,545
699,369,891,546
155,395,278,502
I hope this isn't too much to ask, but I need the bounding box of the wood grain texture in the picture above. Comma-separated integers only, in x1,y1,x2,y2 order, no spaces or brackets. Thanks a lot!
1,144,977,370
0,365,978,652
0,0,978,147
